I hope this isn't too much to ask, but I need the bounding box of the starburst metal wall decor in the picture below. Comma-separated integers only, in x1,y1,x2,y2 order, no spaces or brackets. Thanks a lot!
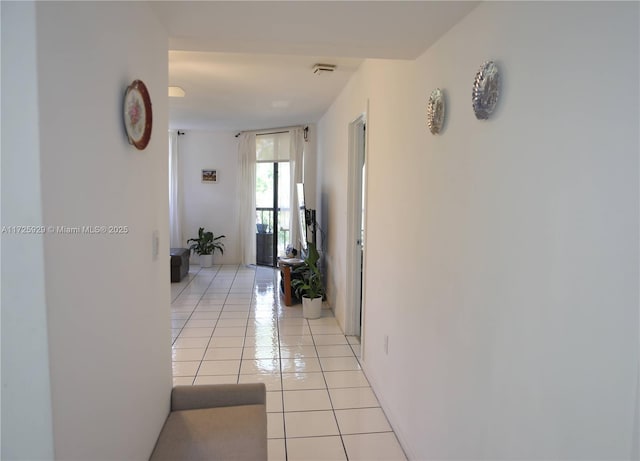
427,88,445,135
472,61,500,120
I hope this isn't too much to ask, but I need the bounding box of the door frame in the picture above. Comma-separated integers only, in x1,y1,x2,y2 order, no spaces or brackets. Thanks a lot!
345,111,368,341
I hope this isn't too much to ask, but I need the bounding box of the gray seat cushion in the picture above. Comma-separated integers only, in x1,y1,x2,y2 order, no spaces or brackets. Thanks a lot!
150,404,267,461
170,248,189,267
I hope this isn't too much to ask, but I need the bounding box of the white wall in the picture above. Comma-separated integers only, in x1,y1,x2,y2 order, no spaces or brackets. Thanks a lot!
179,130,241,264
1,2,172,459
1,3,55,458
318,61,399,324
318,2,639,459
178,127,318,264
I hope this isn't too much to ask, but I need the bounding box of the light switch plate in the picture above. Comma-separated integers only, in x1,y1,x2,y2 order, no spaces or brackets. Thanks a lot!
152,230,159,260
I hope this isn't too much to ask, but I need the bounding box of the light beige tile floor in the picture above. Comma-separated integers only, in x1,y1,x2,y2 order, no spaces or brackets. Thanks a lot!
171,264,407,460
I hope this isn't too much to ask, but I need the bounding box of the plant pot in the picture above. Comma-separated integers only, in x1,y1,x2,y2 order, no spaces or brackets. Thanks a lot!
302,296,322,319
199,254,213,268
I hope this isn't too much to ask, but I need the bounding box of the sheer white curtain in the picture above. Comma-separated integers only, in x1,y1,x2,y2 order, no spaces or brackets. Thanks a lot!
238,133,257,265
168,130,182,248
289,127,305,252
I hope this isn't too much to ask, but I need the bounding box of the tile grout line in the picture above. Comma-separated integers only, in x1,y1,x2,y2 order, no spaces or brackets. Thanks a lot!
190,265,224,383
170,265,202,346
271,267,289,461
309,315,351,461
171,264,222,340
230,264,251,383
171,265,212,348
171,265,210,383
172,265,405,459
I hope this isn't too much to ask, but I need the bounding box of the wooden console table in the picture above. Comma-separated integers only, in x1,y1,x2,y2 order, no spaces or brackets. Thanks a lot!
278,258,304,306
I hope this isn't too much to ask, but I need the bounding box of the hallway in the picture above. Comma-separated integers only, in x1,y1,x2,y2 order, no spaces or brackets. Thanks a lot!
170,265,406,460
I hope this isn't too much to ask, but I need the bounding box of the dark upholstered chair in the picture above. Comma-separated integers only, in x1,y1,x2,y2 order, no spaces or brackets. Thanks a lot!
170,248,190,282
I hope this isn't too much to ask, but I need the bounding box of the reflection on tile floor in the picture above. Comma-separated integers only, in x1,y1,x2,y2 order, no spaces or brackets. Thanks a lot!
171,264,407,461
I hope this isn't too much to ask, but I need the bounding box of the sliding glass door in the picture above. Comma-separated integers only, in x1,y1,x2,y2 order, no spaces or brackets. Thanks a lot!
255,161,290,267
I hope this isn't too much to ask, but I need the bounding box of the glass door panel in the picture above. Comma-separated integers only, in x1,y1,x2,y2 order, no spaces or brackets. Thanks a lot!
256,163,275,265
255,161,291,266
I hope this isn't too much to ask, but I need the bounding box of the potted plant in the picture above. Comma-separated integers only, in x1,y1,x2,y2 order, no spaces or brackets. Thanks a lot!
291,242,324,319
187,227,225,268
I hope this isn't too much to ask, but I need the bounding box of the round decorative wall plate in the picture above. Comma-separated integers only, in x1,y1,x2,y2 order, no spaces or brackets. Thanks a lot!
427,88,445,135
472,61,500,120
124,79,152,150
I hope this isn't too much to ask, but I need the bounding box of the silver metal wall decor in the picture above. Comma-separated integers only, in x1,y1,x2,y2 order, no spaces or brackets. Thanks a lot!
427,88,445,135
472,61,500,120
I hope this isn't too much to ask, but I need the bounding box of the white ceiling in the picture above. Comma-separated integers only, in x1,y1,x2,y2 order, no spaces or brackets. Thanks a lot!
151,1,479,131
168,51,363,131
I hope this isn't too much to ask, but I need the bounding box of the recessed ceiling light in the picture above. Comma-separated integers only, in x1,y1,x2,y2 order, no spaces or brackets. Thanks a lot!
168,86,185,97
271,100,290,108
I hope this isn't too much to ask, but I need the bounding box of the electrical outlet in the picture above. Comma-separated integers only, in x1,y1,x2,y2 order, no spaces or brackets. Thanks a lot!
384,335,389,355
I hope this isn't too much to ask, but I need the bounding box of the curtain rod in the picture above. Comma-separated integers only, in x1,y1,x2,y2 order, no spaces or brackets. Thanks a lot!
234,125,308,138
256,130,289,137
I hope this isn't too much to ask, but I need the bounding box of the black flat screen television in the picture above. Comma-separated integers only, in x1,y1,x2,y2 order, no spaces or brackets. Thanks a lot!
296,183,308,251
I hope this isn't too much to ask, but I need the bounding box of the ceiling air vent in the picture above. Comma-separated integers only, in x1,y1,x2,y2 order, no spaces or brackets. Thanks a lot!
312,63,336,75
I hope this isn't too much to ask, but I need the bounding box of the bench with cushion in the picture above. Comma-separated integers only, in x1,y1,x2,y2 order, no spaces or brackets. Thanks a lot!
150,383,267,461
170,248,190,283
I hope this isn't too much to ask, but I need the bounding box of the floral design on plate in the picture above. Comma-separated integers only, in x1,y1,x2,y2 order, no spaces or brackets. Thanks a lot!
124,80,152,150
472,61,500,120
427,88,445,135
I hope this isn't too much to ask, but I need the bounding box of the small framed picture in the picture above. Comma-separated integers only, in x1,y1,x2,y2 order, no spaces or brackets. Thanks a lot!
202,169,218,183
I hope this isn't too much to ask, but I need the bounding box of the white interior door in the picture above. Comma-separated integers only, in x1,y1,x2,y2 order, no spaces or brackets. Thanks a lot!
345,113,367,339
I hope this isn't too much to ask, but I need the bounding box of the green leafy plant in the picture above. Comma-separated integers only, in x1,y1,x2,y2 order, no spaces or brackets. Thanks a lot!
187,227,225,256
291,243,324,300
